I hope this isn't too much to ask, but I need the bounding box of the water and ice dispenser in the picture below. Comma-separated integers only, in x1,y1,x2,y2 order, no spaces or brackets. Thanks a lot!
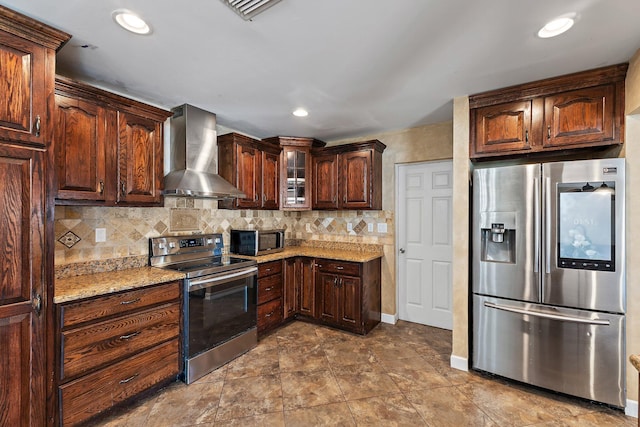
480,214,516,264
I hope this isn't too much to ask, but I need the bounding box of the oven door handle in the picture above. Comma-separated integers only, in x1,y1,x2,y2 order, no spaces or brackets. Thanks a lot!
188,266,258,290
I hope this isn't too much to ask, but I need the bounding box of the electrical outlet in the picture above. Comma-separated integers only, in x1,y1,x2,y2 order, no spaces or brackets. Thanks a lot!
377,223,387,233
367,223,374,232
347,222,353,232
95,228,106,242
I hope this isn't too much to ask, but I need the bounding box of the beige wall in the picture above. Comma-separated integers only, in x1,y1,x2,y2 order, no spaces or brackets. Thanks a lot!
331,122,454,315
625,48,640,403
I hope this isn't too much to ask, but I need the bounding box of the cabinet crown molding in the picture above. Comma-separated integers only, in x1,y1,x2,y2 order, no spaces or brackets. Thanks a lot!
0,5,70,51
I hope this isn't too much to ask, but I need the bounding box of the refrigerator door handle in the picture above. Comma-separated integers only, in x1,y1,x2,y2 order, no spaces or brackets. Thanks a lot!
484,301,610,325
533,178,540,273
545,176,551,274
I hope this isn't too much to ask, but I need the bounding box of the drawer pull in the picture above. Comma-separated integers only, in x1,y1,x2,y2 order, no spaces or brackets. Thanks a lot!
265,311,274,318
335,266,344,270
265,268,272,272
34,115,41,137
119,332,140,340
119,374,139,384
120,298,141,305
265,287,273,291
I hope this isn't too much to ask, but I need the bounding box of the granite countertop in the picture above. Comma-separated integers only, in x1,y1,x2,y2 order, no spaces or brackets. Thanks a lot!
232,246,383,263
55,267,185,304
630,354,640,372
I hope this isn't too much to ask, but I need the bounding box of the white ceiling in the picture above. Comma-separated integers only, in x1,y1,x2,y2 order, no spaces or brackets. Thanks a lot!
5,0,640,141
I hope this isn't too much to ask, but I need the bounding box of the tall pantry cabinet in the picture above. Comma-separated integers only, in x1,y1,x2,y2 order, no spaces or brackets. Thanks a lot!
0,5,70,426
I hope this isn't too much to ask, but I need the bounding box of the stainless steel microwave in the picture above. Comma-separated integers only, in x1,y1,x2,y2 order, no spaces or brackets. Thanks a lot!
230,229,285,256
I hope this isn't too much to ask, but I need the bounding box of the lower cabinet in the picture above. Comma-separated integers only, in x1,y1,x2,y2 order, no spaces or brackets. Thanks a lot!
283,257,315,320
257,260,283,335
56,281,181,426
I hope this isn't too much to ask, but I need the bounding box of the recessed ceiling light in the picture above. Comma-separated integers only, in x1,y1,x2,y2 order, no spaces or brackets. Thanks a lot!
538,14,575,38
112,9,152,35
293,108,308,117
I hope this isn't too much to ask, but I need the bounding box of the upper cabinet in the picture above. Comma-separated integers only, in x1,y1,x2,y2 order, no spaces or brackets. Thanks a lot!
263,136,326,211
218,132,282,209
470,64,627,159
312,140,386,210
54,77,171,206
0,6,69,148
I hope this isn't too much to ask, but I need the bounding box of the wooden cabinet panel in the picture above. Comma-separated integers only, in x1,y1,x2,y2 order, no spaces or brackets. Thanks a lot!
544,85,615,148
236,144,261,208
298,258,315,318
316,260,360,276
60,302,180,381
256,260,283,335
59,339,179,427
262,150,280,209
472,100,533,155
341,150,371,209
117,111,162,204
257,274,283,305
257,298,283,333
338,276,361,327
59,282,180,329
0,144,46,426
312,153,339,209
283,258,298,319
317,272,339,324
258,260,283,278
54,95,107,201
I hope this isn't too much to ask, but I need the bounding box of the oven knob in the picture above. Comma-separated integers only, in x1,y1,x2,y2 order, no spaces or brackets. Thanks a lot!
169,242,176,249
206,238,214,245
158,243,166,250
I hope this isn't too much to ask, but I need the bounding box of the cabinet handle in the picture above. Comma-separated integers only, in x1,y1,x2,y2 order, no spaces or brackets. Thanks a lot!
265,287,273,291
525,129,529,143
121,182,126,196
34,115,41,137
265,268,272,272
335,266,344,270
119,332,140,340
119,374,139,384
254,194,258,201
333,196,337,203
266,311,274,318
343,196,347,203
99,180,105,194
547,125,551,139
333,277,338,286
32,293,42,316
120,298,141,305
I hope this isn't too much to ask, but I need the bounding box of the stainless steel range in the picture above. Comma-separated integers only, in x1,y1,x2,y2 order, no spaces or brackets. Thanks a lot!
149,233,258,384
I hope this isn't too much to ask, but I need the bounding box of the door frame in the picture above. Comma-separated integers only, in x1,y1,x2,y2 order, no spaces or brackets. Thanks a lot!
395,159,454,326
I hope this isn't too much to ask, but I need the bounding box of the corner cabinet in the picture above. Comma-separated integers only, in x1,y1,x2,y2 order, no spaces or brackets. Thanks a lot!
470,64,627,159
218,133,282,210
0,6,70,427
312,140,386,210
54,76,171,206
283,257,315,319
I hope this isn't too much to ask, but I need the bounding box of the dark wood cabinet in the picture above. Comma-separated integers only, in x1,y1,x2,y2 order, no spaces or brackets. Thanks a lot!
53,77,171,206
257,260,283,335
56,282,181,426
314,258,380,334
470,64,627,159
312,140,385,210
218,133,282,210
283,257,315,319
0,6,70,427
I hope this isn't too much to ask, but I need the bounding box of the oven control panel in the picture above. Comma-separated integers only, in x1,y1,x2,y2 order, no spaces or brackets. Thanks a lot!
149,233,224,258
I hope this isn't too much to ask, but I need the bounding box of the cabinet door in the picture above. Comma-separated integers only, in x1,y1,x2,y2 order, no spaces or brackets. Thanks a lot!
0,32,47,146
316,272,339,324
117,111,162,205
544,85,615,148
236,144,261,209
299,258,316,317
472,100,533,155
282,146,311,210
0,145,46,426
261,150,279,209
341,150,373,209
54,95,107,202
312,153,339,209
338,276,361,329
283,258,298,319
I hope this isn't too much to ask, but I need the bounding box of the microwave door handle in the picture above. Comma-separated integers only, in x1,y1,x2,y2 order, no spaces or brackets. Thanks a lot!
545,177,551,274
255,234,259,255
188,267,258,291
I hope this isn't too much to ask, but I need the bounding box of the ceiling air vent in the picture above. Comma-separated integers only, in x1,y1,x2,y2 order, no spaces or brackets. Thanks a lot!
221,0,283,20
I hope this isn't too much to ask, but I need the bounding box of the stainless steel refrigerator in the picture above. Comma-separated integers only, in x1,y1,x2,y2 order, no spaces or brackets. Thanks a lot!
472,158,625,408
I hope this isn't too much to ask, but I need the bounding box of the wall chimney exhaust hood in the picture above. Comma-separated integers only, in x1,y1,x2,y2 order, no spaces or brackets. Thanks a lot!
163,104,246,199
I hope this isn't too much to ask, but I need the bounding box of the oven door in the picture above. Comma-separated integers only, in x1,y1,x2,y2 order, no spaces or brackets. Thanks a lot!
185,266,257,359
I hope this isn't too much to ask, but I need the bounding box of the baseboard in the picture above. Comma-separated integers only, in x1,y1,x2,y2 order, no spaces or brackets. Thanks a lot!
626,399,638,418
450,355,468,372
381,312,398,324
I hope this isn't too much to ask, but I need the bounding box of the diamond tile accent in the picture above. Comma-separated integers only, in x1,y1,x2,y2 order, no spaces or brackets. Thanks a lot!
58,231,81,249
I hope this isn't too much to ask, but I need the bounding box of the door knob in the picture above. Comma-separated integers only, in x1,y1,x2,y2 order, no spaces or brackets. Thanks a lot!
399,248,405,253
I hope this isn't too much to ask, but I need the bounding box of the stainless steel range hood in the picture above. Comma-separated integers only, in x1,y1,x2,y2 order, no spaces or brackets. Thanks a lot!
163,104,245,199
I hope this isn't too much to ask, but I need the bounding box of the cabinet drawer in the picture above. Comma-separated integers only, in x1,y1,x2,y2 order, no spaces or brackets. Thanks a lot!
257,298,283,332
60,282,180,329
61,302,180,381
316,260,360,276
59,339,179,426
258,260,282,278
258,274,282,305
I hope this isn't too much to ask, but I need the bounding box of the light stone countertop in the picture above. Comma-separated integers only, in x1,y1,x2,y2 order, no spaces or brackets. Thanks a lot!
54,267,185,304
231,246,383,263
630,354,640,373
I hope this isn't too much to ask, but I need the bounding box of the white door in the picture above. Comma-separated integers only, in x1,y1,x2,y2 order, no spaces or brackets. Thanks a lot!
397,160,453,329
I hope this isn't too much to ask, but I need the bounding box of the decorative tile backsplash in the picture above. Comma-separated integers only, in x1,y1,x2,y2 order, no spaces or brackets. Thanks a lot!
54,197,394,267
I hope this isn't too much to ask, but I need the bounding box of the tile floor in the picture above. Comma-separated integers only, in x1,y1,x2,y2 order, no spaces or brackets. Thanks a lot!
95,320,636,426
